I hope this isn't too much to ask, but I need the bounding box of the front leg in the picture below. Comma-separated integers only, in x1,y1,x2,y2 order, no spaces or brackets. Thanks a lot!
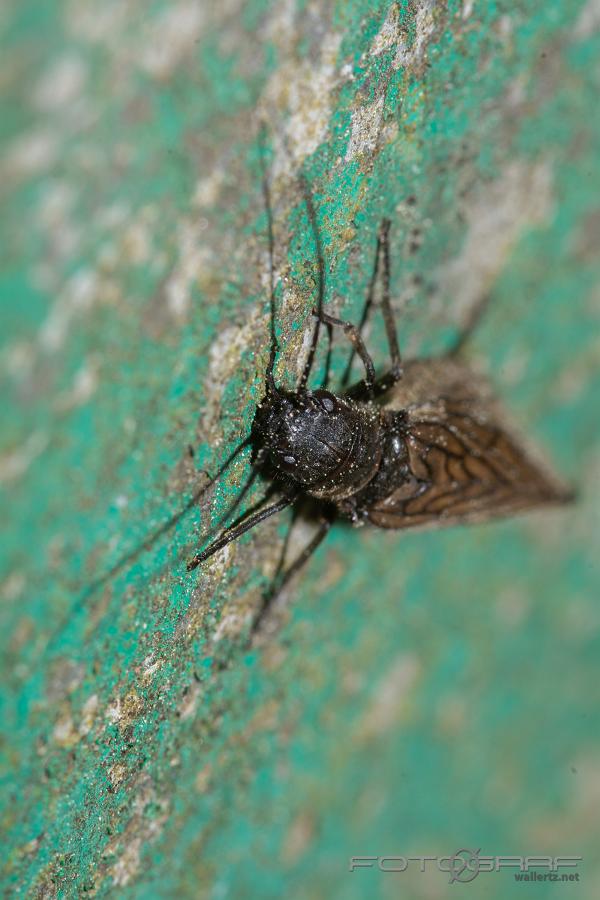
314,309,377,399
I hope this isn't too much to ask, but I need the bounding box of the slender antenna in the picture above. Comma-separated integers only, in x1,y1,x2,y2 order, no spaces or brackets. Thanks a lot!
44,436,255,653
85,437,253,595
187,493,297,570
258,128,279,393
320,318,333,389
297,172,326,392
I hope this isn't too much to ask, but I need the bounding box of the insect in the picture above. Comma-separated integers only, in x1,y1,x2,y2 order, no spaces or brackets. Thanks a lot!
186,167,571,637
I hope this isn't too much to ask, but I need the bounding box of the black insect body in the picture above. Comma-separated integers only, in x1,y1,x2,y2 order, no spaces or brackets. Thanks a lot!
250,359,566,533
253,388,384,506
186,187,571,635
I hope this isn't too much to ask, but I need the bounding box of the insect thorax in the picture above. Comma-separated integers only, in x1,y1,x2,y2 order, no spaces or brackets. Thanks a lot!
253,388,384,501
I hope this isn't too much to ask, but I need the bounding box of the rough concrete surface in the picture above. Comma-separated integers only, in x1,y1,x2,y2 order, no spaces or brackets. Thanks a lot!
1,1,599,897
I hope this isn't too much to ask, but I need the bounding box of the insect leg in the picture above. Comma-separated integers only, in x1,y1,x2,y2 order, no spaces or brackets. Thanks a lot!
215,476,279,539
273,506,300,583
81,436,253,599
316,310,376,399
378,218,403,382
340,219,402,398
187,492,297,571
250,515,333,639
447,292,493,356
340,224,382,388
271,504,301,585
43,437,258,654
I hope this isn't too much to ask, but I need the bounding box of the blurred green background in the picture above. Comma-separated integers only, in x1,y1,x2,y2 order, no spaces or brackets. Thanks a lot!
1,1,599,897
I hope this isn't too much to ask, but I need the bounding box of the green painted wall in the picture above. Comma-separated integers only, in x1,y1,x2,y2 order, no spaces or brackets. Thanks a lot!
1,1,598,897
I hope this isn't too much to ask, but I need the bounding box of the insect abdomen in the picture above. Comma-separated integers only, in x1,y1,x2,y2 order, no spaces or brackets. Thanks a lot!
337,411,414,521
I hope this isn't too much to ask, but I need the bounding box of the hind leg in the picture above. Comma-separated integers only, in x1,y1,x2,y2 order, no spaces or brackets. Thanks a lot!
447,292,493,356
377,218,403,382
250,514,333,640
341,219,403,398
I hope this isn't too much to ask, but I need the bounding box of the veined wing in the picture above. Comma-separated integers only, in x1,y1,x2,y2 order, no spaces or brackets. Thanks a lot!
368,357,572,530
